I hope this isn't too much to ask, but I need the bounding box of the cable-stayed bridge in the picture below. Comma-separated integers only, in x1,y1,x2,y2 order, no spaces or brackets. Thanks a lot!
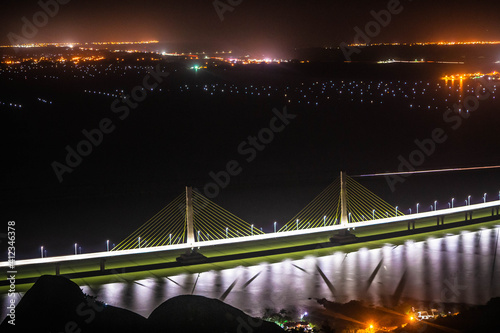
113,172,406,250
2,171,500,286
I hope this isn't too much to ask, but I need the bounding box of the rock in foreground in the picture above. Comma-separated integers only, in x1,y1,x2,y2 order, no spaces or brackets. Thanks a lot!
0,275,147,333
149,294,284,333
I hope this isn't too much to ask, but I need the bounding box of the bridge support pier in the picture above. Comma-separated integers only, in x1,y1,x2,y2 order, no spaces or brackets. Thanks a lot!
437,216,444,226
100,259,106,272
465,211,473,221
408,220,415,230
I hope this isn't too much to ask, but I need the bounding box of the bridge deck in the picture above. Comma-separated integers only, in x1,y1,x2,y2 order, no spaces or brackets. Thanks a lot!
1,202,499,291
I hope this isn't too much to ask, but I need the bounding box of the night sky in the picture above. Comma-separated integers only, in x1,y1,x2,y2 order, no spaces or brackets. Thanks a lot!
2,0,500,54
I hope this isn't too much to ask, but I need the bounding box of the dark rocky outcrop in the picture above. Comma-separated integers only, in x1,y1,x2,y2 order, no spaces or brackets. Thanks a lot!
0,275,145,333
148,294,284,333
1,275,283,333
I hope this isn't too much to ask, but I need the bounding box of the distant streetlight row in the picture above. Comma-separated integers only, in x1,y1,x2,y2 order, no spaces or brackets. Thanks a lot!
40,191,499,257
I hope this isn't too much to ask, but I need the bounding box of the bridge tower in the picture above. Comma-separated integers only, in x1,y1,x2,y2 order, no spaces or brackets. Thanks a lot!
340,171,348,226
186,186,195,244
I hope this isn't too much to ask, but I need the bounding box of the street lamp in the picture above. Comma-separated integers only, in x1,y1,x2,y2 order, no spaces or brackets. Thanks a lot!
74,243,77,255
409,208,412,214
274,221,277,233
296,219,299,230
372,209,375,220
434,200,437,211
106,240,109,252
448,202,450,208
251,224,254,236
483,193,487,203
348,212,352,223
468,195,471,206
452,198,454,208
138,237,141,248
416,203,419,214
226,227,229,238
323,216,326,227
197,230,200,242
396,206,398,216
169,234,172,245
41,246,44,258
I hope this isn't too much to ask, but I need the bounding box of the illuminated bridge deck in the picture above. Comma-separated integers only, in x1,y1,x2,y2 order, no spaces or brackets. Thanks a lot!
2,201,500,290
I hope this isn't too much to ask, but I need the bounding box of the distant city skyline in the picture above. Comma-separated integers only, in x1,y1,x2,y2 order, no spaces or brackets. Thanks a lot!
2,0,500,57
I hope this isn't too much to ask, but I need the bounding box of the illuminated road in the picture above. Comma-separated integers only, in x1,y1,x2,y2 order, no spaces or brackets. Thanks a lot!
2,200,499,268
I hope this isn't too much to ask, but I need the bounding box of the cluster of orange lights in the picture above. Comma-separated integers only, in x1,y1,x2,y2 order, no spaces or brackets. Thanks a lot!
86,40,158,45
0,41,159,48
349,41,500,47
442,71,499,80
1,55,106,65
69,56,106,63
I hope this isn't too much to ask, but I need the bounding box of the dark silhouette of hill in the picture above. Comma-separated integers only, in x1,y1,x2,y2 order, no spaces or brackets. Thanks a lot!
148,294,284,333
0,275,284,333
0,275,147,332
419,297,500,333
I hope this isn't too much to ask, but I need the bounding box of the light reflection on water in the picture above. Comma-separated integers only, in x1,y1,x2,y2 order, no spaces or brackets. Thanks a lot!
2,227,499,319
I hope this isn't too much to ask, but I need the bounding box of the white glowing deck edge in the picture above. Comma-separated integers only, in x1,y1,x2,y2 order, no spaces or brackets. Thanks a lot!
2,200,499,267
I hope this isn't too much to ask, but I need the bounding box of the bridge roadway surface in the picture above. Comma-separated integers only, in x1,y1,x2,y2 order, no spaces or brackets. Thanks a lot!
2,201,500,290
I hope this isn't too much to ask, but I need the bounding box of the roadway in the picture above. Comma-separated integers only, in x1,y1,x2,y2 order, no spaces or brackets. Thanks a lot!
1,200,499,290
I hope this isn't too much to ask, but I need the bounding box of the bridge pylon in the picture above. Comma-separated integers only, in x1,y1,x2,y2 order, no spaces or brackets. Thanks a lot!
186,186,195,244
340,171,348,226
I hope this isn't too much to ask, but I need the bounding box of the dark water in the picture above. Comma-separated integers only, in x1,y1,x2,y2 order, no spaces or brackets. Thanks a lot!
2,62,500,260
4,225,498,320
